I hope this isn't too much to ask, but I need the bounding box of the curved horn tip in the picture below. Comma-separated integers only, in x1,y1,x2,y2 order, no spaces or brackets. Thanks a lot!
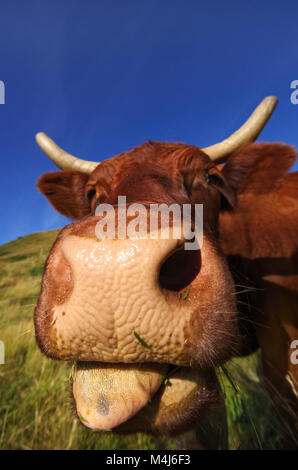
265,95,278,102
35,131,50,145
262,95,278,108
35,131,44,139
202,95,279,163
34,131,99,174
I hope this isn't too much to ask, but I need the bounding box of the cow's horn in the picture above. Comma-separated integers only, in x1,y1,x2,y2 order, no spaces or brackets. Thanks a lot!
202,96,278,163
35,132,99,174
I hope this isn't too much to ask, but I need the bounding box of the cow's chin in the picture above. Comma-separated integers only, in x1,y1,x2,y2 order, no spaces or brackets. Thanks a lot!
71,361,222,436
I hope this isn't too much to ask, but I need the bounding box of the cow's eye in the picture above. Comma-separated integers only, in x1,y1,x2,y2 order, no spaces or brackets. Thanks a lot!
205,172,222,186
87,189,96,201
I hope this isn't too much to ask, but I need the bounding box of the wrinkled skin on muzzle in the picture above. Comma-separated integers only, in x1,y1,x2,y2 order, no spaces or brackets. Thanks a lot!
35,208,239,435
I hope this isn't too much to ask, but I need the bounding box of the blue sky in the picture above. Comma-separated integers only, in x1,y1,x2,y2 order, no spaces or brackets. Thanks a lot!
1,0,298,245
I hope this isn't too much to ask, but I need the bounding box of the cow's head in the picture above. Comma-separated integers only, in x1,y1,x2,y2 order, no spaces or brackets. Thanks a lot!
34,97,277,435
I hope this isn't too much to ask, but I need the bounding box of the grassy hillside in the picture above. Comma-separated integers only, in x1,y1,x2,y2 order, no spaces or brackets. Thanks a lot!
0,230,286,449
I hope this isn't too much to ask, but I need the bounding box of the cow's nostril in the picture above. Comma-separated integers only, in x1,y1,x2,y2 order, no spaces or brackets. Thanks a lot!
158,244,201,292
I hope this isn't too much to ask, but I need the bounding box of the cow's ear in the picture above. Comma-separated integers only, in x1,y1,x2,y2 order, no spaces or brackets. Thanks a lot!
221,143,296,195
37,170,90,219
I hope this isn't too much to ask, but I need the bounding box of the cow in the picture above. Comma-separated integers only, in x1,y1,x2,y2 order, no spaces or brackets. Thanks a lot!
34,97,298,449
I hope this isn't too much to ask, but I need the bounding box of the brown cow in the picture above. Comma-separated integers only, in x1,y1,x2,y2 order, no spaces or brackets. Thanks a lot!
34,97,298,449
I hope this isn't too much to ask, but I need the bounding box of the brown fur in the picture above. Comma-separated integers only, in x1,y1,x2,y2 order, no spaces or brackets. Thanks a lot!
220,143,298,444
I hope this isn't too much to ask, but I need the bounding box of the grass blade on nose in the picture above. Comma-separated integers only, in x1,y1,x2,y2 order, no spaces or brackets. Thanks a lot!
133,331,151,350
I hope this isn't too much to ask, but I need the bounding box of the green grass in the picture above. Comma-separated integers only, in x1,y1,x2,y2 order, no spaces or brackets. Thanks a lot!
0,230,286,449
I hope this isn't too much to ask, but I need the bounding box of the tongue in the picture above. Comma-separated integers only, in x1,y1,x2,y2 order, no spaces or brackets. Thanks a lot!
72,362,169,430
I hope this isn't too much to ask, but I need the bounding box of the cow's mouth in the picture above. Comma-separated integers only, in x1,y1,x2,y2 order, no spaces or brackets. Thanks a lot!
71,361,222,435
